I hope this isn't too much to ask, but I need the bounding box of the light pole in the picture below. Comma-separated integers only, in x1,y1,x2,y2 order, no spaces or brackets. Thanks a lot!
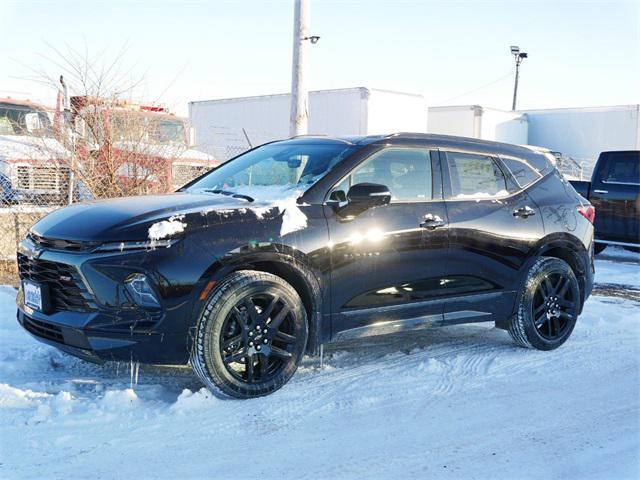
510,45,528,111
289,0,320,137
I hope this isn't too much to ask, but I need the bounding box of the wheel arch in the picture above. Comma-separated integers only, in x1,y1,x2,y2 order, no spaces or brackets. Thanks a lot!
531,234,588,311
192,246,324,355
497,234,589,331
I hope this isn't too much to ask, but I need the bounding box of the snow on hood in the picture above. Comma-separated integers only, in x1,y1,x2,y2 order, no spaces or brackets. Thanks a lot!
113,141,215,162
0,135,70,161
148,215,187,242
200,184,310,237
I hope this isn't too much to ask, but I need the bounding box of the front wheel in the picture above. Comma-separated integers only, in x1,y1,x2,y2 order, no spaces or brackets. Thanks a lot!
508,257,581,351
191,270,308,399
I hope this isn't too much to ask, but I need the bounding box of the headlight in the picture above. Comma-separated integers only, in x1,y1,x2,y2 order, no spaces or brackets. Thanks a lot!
124,274,161,308
94,239,179,253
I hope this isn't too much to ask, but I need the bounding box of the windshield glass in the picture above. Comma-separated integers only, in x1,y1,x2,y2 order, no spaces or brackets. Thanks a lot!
0,104,53,137
149,119,186,145
186,142,358,199
110,113,187,146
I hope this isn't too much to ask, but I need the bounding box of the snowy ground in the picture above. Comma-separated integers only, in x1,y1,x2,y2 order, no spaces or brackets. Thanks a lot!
1,247,638,480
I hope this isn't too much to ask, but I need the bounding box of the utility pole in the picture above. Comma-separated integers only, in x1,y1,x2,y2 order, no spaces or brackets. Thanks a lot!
510,46,528,111
60,75,75,205
289,0,319,137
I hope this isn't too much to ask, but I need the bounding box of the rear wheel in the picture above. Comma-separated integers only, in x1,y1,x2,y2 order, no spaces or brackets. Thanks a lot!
508,257,580,350
191,270,308,399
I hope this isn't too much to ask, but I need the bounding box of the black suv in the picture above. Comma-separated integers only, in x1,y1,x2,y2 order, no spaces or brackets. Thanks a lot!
16,133,595,398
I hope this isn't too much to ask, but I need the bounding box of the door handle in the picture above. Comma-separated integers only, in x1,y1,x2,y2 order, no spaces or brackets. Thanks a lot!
593,189,608,194
420,213,446,229
513,206,536,218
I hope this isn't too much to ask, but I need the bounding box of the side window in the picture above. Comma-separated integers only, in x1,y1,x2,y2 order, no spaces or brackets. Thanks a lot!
500,157,541,188
601,153,640,185
446,152,508,198
331,148,432,202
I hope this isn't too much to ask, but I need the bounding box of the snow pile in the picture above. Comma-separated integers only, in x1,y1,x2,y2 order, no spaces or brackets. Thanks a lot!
148,214,186,241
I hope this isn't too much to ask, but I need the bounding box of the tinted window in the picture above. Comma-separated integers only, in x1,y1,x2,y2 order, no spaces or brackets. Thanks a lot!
333,148,432,202
500,157,541,188
446,152,508,198
602,152,640,185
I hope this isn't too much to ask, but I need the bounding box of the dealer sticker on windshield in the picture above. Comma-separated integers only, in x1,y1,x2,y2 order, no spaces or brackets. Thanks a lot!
23,281,42,311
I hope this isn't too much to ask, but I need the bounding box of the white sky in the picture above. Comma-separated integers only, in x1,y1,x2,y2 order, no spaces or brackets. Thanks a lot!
1,0,638,116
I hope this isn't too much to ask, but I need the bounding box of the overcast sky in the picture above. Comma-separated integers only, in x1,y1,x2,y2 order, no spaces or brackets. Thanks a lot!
1,0,638,116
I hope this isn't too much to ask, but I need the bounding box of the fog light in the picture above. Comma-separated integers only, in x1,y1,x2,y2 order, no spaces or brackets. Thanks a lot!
124,274,160,308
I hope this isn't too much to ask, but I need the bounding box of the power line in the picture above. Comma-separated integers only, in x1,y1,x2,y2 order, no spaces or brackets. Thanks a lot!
437,70,514,104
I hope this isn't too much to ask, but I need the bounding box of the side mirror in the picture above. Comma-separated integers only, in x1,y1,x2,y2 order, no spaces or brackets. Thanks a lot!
338,182,391,217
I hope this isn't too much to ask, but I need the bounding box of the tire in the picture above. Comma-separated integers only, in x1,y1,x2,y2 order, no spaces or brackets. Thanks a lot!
191,270,308,399
508,257,581,351
594,243,607,255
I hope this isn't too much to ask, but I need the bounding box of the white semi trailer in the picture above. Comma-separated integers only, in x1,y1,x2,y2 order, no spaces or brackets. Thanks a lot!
427,105,529,145
189,87,427,160
525,105,640,175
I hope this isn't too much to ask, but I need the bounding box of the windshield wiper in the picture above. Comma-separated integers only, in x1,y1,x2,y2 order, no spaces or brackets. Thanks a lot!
203,189,254,203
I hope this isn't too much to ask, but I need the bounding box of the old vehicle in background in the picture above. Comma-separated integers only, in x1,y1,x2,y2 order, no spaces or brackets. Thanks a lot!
70,96,217,195
0,98,72,205
570,151,640,254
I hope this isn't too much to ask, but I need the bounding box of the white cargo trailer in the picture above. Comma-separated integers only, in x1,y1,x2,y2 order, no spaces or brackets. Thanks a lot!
189,87,427,160
524,105,640,175
427,105,529,145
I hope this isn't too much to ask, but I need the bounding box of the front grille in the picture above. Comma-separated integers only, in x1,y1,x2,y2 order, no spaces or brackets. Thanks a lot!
28,233,97,252
16,165,70,191
17,253,96,312
172,164,209,186
22,315,64,343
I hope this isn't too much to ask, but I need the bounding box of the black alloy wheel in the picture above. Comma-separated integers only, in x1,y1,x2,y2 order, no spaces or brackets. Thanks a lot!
508,257,581,350
220,293,299,384
531,272,577,340
191,270,308,398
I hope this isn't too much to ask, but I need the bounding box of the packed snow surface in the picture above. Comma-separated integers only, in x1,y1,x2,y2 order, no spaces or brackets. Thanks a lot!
0,248,638,479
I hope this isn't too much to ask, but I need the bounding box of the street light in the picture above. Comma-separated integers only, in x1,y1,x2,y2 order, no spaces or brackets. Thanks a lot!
510,45,528,110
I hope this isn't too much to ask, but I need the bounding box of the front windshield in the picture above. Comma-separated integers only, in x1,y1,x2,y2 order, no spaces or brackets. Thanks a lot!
0,104,53,137
110,113,187,146
149,119,186,145
186,142,359,199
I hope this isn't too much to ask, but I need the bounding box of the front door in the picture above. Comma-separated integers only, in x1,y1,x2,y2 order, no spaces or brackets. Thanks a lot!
324,146,449,340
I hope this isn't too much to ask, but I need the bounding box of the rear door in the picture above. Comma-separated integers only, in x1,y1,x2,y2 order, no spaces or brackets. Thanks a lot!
590,152,640,244
440,150,545,323
324,146,449,340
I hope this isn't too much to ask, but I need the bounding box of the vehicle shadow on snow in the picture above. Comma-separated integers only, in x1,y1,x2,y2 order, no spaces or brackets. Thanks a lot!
34,322,516,403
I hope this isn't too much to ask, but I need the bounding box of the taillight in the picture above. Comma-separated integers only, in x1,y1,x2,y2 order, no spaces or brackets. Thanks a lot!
577,205,595,224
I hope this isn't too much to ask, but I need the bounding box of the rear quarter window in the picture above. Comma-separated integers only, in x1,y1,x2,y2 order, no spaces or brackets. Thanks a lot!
500,157,542,188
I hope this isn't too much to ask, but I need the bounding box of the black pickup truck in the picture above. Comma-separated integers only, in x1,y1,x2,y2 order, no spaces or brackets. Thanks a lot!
570,150,640,254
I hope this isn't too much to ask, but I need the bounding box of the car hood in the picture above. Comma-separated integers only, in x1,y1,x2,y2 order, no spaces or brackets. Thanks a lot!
0,135,70,161
31,192,277,242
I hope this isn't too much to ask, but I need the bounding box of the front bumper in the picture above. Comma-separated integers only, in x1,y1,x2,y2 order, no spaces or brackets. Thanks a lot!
14,240,198,365
17,303,190,364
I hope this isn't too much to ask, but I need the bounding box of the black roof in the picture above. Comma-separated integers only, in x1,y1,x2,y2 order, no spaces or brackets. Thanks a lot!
282,132,550,171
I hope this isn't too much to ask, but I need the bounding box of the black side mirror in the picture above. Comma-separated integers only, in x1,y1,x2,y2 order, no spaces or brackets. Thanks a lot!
338,182,391,217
